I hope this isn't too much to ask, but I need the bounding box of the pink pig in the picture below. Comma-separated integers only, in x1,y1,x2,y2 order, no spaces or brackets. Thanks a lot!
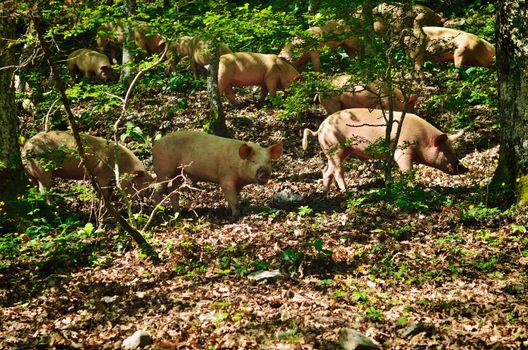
153,130,283,217
302,108,468,191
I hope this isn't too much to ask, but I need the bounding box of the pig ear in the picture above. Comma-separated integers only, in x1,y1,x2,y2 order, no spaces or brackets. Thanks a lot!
407,95,417,107
434,133,448,147
268,143,283,160
239,144,253,160
448,129,464,142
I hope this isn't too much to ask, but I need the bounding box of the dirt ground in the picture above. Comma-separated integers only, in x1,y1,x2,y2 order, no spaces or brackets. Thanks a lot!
1,78,527,349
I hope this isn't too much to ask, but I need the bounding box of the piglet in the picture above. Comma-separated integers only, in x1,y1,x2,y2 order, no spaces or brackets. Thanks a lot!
152,130,283,217
302,108,468,191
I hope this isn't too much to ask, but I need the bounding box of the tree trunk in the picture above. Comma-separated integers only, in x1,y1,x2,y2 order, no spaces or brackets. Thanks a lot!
205,39,230,137
491,0,528,205
120,0,137,83
0,15,26,202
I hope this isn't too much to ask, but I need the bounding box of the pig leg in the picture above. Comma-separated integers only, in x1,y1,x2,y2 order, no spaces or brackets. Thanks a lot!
394,149,413,172
331,154,347,192
221,84,238,106
309,51,321,72
322,158,337,191
154,176,181,212
220,181,240,217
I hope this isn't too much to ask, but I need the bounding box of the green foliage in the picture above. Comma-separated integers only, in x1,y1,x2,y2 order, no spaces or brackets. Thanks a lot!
347,179,449,213
460,203,507,225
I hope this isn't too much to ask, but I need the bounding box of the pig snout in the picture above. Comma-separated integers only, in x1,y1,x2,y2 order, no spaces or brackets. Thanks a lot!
256,167,271,184
446,161,469,175
454,162,469,175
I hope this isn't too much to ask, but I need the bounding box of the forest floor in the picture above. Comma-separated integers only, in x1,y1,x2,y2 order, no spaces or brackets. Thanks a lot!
1,69,527,349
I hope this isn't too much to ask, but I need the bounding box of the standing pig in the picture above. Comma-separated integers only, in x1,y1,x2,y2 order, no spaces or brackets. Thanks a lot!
412,27,495,71
171,36,232,77
302,108,468,191
279,20,360,72
67,49,113,82
23,131,153,197
152,130,283,217
96,22,165,64
320,74,417,114
96,23,125,64
218,52,301,106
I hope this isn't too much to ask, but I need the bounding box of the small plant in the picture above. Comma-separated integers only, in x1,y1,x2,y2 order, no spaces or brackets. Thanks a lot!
297,205,313,217
311,238,333,255
460,203,505,224
366,307,384,322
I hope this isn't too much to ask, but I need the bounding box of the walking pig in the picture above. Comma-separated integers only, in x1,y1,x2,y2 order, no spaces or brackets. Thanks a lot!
152,130,283,217
218,52,301,106
302,108,468,191
22,131,153,197
67,49,113,82
412,27,495,71
172,36,232,77
320,74,417,114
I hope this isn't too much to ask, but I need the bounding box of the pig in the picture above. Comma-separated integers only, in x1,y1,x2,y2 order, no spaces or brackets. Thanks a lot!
320,74,417,114
67,49,113,82
279,19,361,72
171,36,232,77
411,27,496,71
374,3,446,34
152,130,283,217
133,22,166,56
96,22,165,64
22,131,154,197
218,52,301,106
302,108,468,191
96,22,125,64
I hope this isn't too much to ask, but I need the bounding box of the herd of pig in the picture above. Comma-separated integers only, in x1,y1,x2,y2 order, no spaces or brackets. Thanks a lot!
23,3,494,217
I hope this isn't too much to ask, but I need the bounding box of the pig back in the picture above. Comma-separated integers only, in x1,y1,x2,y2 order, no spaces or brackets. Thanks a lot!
323,109,438,151
219,52,278,85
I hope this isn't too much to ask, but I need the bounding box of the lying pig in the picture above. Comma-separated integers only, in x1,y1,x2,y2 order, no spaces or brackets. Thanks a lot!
412,27,496,71
302,108,468,191
279,20,360,72
23,131,153,197
172,36,232,77
320,74,417,114
219,52,301,105
152,130,283,217
67,48,113,82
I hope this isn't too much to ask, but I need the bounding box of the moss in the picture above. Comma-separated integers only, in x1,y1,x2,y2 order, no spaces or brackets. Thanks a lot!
518,174,528,206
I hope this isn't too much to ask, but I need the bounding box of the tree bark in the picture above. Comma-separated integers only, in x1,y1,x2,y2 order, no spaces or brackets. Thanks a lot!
492,0,528,205
0,15,26,202
205,39,230,137
120,0,137,83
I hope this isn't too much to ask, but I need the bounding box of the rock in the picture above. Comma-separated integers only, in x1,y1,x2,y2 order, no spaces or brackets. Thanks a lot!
400,323,434,339
121,330,153,349
247,269,283,282
272,190,303,205
338,328,380,350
